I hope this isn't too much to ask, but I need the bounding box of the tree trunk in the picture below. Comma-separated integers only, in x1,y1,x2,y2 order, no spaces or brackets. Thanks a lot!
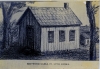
86,1,96,60
1,2,9,49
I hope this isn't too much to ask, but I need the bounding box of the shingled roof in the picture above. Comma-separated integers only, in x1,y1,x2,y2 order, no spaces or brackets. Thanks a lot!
10,7,82,26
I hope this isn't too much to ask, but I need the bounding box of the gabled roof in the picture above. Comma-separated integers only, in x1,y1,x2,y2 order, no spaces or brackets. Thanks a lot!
10,7,27,25
10,7,82,26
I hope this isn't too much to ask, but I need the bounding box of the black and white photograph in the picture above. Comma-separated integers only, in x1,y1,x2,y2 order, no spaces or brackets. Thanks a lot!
0,1,99,61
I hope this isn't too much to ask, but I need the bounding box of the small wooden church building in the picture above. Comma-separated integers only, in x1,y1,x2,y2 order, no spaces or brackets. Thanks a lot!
10,3,82,53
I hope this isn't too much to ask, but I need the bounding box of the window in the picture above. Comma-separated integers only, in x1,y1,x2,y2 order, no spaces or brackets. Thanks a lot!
87,39,89,44
48,31,54,43
69,30,75,41
59,30,65,42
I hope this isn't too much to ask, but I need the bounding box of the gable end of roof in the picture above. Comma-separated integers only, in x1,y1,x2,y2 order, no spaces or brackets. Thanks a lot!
16,7,30,25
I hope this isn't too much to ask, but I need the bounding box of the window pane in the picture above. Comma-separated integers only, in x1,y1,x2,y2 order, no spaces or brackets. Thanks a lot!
48,31,54,43
69,30,75,41
59,30,65,42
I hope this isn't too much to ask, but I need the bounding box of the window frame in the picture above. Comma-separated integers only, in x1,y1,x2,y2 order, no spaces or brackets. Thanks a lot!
48,31,54,43
59,30,65,42
69,30,75,41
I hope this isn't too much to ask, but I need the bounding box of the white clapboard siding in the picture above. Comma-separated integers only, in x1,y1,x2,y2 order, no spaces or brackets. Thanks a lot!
45,28,48,52
76,27,79,48
55,28,58,51
44,28,47,52
41,26,80,52
64,27,66,50
54,27,56,51
41,28,43,52
75,28,78,49
66,27,70,50
74,27,79,49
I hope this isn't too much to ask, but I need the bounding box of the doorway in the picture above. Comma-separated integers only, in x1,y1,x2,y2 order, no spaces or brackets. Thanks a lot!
26,25,34,50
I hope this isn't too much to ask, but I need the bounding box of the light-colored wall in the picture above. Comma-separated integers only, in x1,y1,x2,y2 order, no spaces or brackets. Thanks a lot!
85,39,90,46
41,26,80,52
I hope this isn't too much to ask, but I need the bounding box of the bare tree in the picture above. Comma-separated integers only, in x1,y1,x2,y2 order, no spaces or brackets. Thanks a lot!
86,1,99,60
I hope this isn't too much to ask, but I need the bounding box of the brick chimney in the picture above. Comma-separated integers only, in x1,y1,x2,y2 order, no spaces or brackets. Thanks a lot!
64,3,69,9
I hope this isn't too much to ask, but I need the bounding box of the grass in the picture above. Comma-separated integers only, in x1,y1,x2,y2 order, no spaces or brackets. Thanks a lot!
0,48,89,60
0,43,99,60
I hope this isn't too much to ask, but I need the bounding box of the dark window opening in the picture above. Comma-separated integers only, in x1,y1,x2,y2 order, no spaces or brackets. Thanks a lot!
69,30,75,41
48,31,54,43
59,30,65,42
